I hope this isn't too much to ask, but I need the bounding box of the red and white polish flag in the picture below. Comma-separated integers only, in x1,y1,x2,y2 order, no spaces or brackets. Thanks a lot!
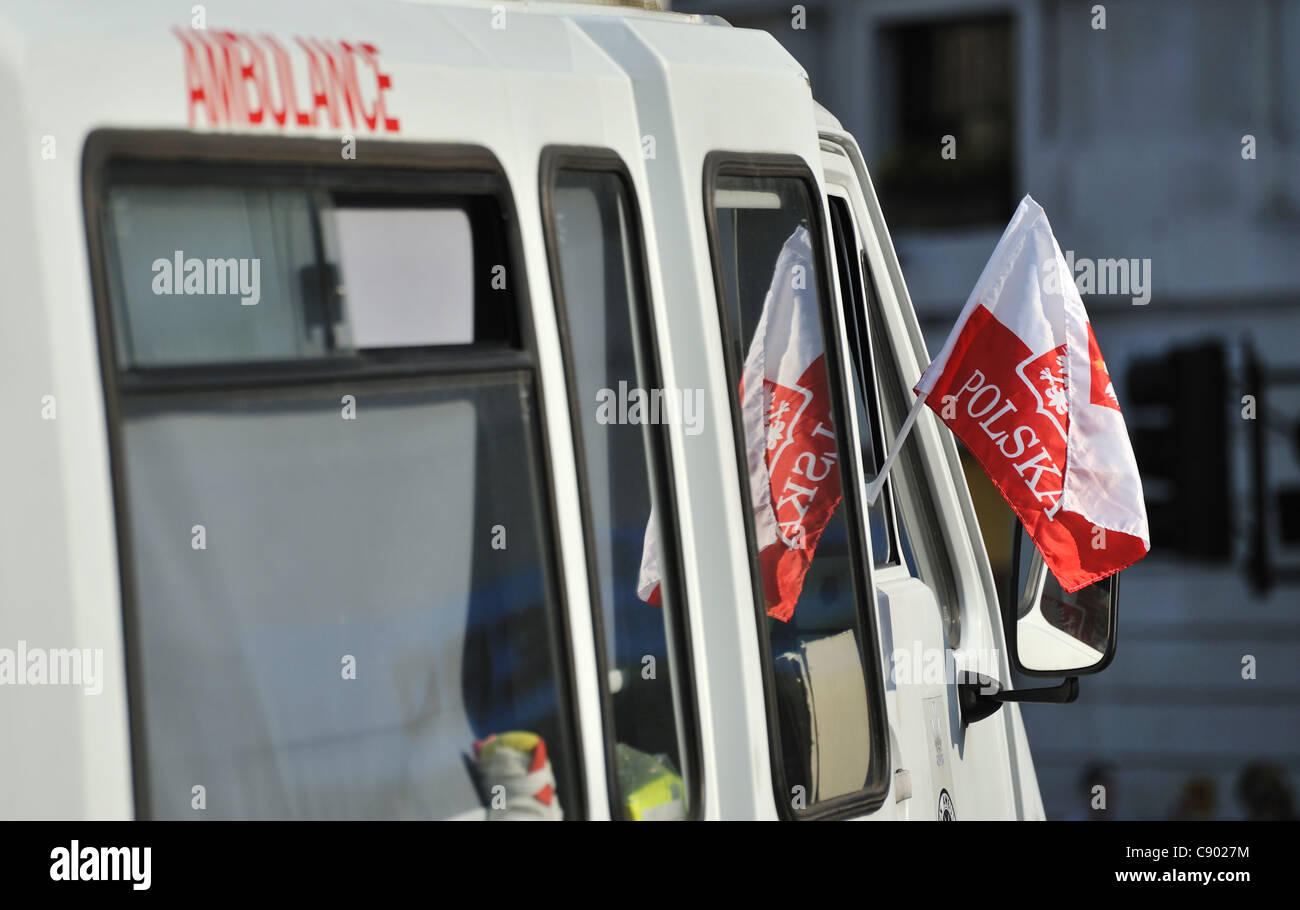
916,195,1149,591
639,226,842,621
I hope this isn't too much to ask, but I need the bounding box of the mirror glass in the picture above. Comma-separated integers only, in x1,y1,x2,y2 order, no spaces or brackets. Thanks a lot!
1012,526,1117,673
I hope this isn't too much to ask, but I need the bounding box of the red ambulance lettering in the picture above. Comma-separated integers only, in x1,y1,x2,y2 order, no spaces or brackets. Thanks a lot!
261,36,302,126
296,38,337,128
356,42,400,132
232,34,266,125
310,39,374,131
173,27,400,133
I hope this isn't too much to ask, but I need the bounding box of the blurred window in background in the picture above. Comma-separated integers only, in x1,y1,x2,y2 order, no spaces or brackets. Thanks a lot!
875,15,1016,229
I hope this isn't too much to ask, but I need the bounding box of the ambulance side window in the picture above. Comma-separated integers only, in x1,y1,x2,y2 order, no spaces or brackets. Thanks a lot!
705,160,889,818
91,144,582,820
542,151,697,821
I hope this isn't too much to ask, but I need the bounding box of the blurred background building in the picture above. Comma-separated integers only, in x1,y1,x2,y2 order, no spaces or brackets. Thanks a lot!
675,0,1300,819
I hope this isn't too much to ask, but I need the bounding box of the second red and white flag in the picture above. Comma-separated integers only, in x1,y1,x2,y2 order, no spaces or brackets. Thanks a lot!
916,195,1149,591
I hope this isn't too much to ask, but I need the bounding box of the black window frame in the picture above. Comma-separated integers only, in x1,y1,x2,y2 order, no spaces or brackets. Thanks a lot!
701,152,891,820
538,146,701,820
82,130,587,820
826,192,904,570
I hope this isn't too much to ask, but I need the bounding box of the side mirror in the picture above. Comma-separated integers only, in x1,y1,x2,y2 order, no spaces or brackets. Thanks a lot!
1008,525,1119,676
959,524,1122,726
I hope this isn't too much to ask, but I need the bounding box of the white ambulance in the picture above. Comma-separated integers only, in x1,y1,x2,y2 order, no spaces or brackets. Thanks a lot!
0,0,1121,820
